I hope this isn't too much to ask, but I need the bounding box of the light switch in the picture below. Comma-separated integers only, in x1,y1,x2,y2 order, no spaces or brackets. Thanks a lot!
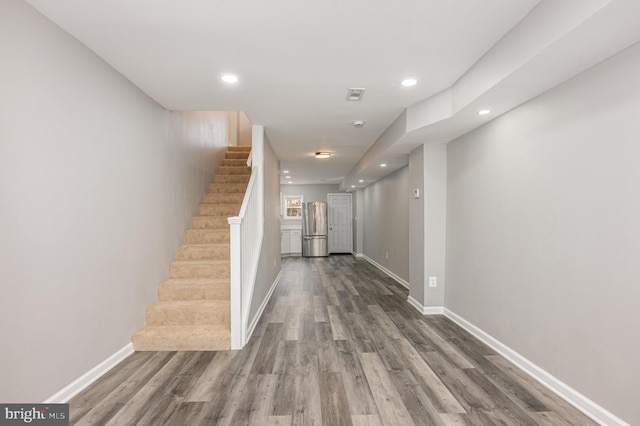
414,188,420,199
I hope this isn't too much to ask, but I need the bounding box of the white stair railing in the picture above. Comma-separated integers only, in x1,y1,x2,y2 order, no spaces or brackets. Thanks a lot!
228,164,263,349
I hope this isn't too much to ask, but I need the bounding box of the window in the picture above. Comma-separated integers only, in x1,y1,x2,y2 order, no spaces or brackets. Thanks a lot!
283,195,303,219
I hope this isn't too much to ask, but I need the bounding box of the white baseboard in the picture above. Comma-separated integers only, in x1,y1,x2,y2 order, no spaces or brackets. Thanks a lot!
245,270,283,345
407,296,444,315
443,308,629,426
352,252,363,258
44,343,134,403
362,254,410,289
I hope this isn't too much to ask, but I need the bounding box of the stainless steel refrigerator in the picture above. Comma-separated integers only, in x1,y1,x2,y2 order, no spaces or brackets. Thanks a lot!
301,201,329,257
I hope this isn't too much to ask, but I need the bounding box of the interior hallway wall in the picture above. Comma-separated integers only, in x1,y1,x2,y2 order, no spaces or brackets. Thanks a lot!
0,0,228,402
446,42,640,425
362,167,410,282
249,131,281,323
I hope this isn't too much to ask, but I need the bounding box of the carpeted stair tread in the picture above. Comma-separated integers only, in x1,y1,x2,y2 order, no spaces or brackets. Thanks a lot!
169,260,230,279
132,325,230,351
208,183,248,194
185,230,230,244
192,216,229,230
222,159,248,166
145,300,229,326
198,203,241,216
214,174,250,183
178,243,230,261
159,278,230,301
227,146,252,152
204,193,244,204
218,166,251,175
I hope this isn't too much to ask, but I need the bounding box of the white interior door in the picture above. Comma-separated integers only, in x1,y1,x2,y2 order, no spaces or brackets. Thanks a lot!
327,193,352,253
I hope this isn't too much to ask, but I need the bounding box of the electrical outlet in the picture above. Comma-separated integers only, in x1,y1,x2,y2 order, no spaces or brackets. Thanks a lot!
429,276,437,287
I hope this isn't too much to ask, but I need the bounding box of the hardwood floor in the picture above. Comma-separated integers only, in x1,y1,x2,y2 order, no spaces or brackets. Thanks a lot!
70,256,596,425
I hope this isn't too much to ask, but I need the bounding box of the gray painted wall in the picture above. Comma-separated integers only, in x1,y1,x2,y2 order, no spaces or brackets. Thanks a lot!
423,143,447,307
446,42,640,425
362,167,410,282
354,189,364,255
409,146,425,303
0,0,228,402
248,133,282,323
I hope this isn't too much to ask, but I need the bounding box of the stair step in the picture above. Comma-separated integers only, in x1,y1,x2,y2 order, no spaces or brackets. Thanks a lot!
214,174,250,184
227,146,252,152
178,244,229,261
218,166,251,175
225,151,250,160
208,183,248,194
204,192,245,204
132,325,230,351
169,260,230,279
222,159,248,167
145,300,229,326
192,216,229,230
159,279,230,301
185,230,230,244
198,203,241,216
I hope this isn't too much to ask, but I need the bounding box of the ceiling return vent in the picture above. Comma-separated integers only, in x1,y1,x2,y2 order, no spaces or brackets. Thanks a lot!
346,88,365,101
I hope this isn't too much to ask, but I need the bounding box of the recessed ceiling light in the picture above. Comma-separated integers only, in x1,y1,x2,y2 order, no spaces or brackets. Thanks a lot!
288,181,292,184
380,163,387,167
401,78,418,87
358,179,364,183
353,120,365,128
283,170,290,174
351,185,356,188
221,74,239,83
285,176,291,179
478,109,491,115
315,152,331,159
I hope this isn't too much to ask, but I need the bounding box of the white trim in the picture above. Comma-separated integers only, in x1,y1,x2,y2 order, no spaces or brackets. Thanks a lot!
407,296,444,315
44,343,134,403
443,308,630,426
361,254,410,289
352,252,363,258
245,270,283,344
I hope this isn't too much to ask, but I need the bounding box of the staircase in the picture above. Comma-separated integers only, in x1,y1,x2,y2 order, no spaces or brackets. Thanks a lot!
132,146,251,351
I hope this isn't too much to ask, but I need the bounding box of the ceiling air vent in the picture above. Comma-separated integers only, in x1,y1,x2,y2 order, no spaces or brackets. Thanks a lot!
347,88,365,101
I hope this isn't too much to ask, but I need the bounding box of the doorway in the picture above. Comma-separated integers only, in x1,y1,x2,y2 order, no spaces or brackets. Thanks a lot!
327,193,353,253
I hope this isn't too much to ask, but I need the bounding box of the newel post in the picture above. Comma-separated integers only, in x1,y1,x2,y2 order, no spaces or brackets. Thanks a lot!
228,216,243,350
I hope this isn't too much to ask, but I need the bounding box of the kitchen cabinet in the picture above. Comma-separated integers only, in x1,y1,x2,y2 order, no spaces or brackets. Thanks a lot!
281,229,290,254
290,229,302,254
281,227,302,256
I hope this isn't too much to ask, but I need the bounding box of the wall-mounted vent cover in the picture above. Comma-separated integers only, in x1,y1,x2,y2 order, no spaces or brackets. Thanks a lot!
347,88,365,101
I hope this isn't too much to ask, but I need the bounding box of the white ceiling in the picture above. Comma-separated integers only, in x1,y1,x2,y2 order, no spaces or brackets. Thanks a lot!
24,0,640,188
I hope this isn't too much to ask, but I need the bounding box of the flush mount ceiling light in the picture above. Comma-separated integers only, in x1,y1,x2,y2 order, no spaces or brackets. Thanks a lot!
315,152,331,159
351,185,356,188
221,74,239,83
478,109,491,115
358,179,364,183
353,120,365,128
400,78,418,87
380,163,387,167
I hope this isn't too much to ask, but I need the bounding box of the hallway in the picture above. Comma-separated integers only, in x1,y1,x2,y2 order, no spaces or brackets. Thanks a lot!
69,256,595,425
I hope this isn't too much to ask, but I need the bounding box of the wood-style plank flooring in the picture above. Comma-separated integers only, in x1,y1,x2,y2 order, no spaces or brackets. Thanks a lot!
70,255,596,425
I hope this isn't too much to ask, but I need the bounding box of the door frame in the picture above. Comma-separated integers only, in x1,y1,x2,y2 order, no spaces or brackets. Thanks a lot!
327,192,353,254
